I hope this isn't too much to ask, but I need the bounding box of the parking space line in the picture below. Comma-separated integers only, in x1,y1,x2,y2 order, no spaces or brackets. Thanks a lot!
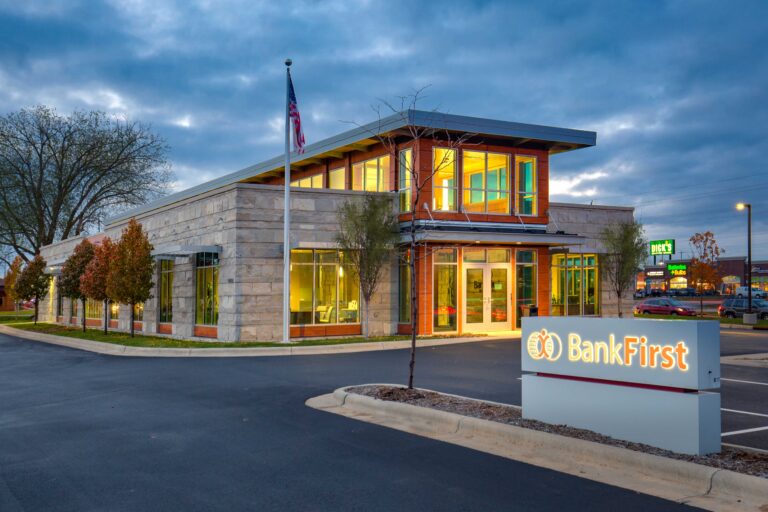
721,408,768,419
722,425,768,437
721,377,768,387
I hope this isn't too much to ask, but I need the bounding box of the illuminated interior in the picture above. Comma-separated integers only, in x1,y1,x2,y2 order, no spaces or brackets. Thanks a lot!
399,149,412,212
433,248,457,331
462,151,510,214
85,298,103,319
515,250,537,327
290,249,360,325
352,155,390,192
328,168,345,190
432,148,456,211
551,254,599,316
398,249,411,323
291,173,324,189
516,155,537,215
195,252,219,326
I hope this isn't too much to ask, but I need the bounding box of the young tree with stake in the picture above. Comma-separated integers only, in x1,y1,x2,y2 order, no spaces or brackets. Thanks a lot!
60,239,95,332
600,221,647,317
80,238,115,334
107,219,154,337
349,89,474,388
15,255,49,324
689,231,723,314
335,195,400,338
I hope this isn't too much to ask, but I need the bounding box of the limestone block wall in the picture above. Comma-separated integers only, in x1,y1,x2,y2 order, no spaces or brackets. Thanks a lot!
233,185,398,341
548,202,635,317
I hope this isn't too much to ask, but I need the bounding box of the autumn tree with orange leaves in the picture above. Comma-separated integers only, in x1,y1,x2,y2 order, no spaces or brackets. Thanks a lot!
81,237,115,334
107,219,154,337
15,255,49,324
689,231,723,313
60,239,95,332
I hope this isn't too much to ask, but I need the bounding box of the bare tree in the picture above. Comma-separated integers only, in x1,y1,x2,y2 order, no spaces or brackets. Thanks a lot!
0,106,171,261
600,221,647,317
350,89,475,388
689,231,723,314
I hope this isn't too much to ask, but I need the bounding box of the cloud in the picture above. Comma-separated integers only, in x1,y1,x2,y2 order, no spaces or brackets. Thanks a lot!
0,0,766,258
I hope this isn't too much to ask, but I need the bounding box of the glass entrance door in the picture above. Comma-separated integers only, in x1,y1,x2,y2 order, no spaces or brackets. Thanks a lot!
463,263,510,332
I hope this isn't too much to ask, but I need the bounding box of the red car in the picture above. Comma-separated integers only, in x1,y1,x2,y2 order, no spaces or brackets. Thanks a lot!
634,298,697,316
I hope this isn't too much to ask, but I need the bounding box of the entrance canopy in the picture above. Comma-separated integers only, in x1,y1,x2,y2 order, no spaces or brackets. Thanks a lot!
151,245,222,259
402,229,585,247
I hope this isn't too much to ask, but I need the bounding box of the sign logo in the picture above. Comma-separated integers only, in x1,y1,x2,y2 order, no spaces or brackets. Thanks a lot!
667,263,687,276
527,328,563,362
650,239,675,256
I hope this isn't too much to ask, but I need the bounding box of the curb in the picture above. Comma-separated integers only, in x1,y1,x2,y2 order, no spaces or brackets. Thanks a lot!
0,324,517,357
321,385,768,511
721,353,768,368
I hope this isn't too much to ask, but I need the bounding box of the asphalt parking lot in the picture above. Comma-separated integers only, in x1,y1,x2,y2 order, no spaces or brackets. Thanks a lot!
0,328,766,511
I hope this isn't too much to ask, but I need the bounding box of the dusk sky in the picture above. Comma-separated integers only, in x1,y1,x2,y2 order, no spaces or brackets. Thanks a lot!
1,0,766,259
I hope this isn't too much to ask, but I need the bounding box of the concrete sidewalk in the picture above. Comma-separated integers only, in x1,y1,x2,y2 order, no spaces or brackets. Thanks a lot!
0,324,519,357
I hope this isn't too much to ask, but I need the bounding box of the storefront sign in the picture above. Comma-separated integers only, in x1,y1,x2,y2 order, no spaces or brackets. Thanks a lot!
521,317,721,454
667,263,687,277
650,239,675,256
646,270,665,277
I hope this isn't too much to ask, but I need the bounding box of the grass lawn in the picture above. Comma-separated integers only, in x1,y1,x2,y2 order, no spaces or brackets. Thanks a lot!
633,312,768,327
8,322,475,349
0,310,35,323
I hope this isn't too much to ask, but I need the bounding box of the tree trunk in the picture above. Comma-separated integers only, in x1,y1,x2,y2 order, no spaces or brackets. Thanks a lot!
81,297,86,332
362,297,370,339
408,217,417,390
130,303,135,337
33,297,38,325
617,292,623,318
103,299,108,334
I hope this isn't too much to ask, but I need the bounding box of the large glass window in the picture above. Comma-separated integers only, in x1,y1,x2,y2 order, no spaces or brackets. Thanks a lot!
159,259,174,323
133,302,144,322
516,155,537,215
56,279,63,317
329,167,345,190
196,252,219,326
551,254,599,316
85,298,102,319
71,299,78,319
433,248,457,332
462,151,510,214
291,173,323,189
290,249,360,325
352,155,390,192
433,148,456,211
399,148,413,212
516,250,537,328
399,249,412,323
109,301,119,320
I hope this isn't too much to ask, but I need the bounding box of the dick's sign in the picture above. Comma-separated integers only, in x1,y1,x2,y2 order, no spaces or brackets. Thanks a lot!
521,317,721,455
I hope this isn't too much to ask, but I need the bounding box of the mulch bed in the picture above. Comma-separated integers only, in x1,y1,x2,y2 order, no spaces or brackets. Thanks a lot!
348,385,768,479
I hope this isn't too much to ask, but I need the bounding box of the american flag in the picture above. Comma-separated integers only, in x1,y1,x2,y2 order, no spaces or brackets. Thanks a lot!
288,73,305,154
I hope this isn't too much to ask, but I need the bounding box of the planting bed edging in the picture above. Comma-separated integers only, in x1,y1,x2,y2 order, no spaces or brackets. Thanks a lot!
309,385,768,512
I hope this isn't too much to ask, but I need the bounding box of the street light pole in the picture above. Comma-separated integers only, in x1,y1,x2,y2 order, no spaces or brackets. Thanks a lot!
736,202,753,313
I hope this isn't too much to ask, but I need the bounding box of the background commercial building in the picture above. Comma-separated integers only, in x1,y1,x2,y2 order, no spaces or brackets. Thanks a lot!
39,111,633,342
638,257,768,294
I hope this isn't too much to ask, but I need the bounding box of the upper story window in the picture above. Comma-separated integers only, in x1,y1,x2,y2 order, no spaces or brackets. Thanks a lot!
432,148,457,212
515,155,537,216
328,167,345,190
399,148,413,212
462,151,510,214
352,155,390,192
291,173,323,189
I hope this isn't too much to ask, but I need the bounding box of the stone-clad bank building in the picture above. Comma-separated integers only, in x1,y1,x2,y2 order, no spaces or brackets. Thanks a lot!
38,110,634,342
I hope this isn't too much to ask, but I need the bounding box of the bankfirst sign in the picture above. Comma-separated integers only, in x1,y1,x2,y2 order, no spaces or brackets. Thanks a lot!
522,317,719,390
521,317,721,455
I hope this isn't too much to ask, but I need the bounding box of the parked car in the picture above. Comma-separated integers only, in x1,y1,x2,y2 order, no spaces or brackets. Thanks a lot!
634,298,697,316
718,298,768,319
633,290,647,299
735,286,767,299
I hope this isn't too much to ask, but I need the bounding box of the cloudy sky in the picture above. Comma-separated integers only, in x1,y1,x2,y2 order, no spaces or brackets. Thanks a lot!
1,0,766,259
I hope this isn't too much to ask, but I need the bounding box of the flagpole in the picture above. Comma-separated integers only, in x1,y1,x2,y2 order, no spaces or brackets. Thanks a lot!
282,58,292,344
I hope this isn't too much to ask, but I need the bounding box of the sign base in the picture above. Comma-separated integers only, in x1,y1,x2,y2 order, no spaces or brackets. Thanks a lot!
522,374,721,455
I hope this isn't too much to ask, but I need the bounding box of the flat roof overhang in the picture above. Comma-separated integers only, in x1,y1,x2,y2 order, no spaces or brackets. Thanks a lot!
402,230,587,247
106,110,596,225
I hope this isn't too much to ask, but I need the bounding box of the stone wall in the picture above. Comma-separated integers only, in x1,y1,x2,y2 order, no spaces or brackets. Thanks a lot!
39,184,398,342
548,202,635,317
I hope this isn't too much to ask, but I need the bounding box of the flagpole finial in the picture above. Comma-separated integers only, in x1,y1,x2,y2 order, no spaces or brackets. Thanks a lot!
285,58,292,67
